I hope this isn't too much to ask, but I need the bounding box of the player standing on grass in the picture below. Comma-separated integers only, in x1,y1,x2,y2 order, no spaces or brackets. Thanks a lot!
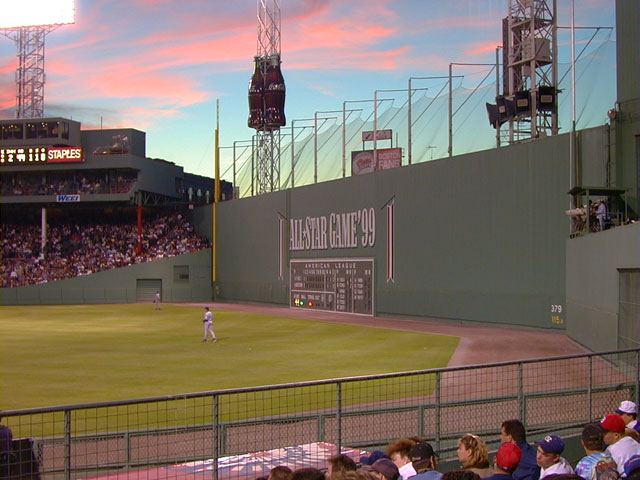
154,291,161,310
202,307,217,343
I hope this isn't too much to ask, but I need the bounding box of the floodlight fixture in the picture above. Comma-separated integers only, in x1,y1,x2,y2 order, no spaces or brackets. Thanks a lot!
0,0,75,119
0,0,76,29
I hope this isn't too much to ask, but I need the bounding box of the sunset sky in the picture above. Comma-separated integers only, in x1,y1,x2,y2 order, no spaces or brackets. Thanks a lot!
0,0,616,180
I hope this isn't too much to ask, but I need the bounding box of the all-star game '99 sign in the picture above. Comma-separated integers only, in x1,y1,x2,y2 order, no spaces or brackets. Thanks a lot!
290,258,374,315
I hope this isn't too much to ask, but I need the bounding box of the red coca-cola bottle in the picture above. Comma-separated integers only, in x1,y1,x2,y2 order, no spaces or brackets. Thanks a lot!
263,54,286,128
248,56,264,130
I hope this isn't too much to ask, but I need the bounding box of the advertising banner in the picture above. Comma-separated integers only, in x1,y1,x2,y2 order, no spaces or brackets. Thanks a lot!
362,129,392,141
351,148,402,175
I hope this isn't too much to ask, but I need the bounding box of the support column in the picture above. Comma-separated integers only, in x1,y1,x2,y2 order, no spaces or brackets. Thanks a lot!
41,207,47,260
136,205,142,255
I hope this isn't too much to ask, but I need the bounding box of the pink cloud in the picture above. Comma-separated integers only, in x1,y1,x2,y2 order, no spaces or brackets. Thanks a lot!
466,41,503,57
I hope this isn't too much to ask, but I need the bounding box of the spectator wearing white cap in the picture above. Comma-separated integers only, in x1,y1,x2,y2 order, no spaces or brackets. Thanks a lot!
617,402,640,440
536,435,574,479
600,414,640,477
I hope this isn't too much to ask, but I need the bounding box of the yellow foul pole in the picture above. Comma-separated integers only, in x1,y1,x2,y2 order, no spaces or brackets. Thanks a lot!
213,100,220,285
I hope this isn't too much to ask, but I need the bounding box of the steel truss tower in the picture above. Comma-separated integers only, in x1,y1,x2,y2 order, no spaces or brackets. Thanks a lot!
1,26,56,119
505,0,557,142
256,0,282,195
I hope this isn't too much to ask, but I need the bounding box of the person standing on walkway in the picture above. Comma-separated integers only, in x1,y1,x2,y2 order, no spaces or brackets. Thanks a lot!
202,307,216,343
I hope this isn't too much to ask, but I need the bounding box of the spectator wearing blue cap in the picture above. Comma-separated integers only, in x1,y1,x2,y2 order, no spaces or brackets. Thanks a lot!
536,435,574,479
575,423,617,480
500,420,540,480
361,452,392,467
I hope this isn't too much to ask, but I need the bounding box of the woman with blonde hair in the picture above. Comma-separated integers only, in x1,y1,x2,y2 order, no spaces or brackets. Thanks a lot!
456,434,492,478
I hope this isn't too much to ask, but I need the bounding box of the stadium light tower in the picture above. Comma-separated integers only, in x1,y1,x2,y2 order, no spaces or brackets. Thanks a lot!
247,0,286,195
503,0,558,142
0,1,75,119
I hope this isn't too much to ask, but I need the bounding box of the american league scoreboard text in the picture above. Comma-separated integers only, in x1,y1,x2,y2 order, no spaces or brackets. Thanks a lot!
290,258,374,315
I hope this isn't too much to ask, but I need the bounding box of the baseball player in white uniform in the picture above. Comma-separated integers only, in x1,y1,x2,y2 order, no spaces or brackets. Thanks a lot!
202,307,216,343
154,291,161,310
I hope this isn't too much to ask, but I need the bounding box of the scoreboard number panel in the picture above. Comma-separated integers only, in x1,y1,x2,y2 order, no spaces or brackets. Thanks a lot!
290,258,374,316
0,146,83,164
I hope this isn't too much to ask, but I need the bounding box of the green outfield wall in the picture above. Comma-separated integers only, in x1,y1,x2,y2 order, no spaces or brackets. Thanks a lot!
214,130,594,330
0,249,212,305
566,223,640,352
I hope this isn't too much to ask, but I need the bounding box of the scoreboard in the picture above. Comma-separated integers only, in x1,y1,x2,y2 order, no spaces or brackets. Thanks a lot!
290,258,374,315
0,146,83,165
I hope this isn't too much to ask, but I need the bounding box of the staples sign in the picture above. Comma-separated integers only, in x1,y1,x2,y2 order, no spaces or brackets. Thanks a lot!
48,147,83,163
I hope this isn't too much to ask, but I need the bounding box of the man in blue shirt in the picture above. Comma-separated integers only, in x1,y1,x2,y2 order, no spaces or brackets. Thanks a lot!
500,420,540,480
575,423,617,480
408,442,442,480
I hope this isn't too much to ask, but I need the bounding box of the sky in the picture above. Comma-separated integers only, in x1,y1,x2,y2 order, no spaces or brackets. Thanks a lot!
0,0,616,181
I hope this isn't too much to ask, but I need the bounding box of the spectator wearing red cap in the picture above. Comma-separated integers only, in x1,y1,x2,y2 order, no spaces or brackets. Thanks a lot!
575,423,617,480
536,435,575,479
616,402,640,441
500,420,540,480
484,443,522,480
600,414,640,477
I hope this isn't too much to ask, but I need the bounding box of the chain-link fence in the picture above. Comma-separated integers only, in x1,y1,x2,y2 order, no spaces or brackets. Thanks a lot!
2,348,638,480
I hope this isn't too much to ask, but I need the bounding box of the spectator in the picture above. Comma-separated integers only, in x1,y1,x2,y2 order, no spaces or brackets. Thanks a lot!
575,423,617,480
387,439,418,480
327,454,357,479
408,442,442,480
342,471,378,480
291,468,326,480
624,456,640,480
268,466,291,480
0,417,12,479
361,452,392,467
616,402,640,440
500,419,541,480
485,443,522,480
600,414,640,477
595,200,608,231
457,434,492,478
1,214,210,288
365,458,400,480
536,435,574,479
441,471,482,480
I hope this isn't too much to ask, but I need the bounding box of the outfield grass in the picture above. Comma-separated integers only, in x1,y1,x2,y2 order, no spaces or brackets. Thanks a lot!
0,304,459,424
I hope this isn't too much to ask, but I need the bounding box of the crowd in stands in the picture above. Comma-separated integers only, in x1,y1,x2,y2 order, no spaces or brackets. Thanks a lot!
1,213,209,288
252,400,640,480
1,172,137,196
